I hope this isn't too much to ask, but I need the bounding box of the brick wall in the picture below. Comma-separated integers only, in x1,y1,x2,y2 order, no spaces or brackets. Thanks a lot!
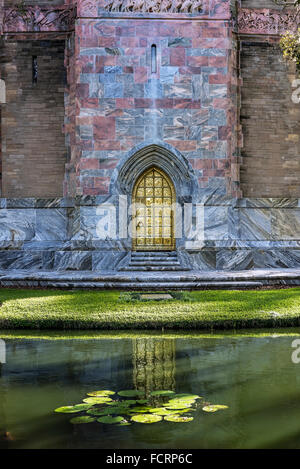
0,40,66,198
240,42,300,197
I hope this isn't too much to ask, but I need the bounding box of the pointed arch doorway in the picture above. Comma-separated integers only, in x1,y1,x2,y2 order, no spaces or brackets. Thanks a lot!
132,167,176,251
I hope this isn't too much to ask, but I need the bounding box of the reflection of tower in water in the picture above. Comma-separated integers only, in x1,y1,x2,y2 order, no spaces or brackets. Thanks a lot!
133,339,176,394
0,363,12,448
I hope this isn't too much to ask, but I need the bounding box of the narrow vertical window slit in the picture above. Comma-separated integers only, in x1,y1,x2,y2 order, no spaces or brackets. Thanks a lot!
32,56,38,84
151,45,157,74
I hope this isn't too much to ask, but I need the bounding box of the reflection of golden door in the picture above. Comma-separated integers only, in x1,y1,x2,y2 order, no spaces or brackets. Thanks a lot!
132,167,175,251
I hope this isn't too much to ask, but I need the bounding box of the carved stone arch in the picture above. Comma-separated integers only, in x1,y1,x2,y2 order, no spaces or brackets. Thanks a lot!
111,141,198,203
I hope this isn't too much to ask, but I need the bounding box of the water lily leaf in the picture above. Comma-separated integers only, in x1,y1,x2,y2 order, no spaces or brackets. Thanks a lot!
118,390,144,397
137,399,148,405
87,390,115,397
149,407,167,413
166,404,192,410
131,414,162,424
174,394,201,400
87,408,107,416
168,399,195,406
164,415,193,423
73,403,93,411
150,390,175,397
54,404,92,414
118,400,137,406
171,409,195,414
118,422,131,426
70,416,96,424
202,405,229,413
83,397,112,404
104,406,130,415
149,408,179,416
130,406,152,413
97,416,124,424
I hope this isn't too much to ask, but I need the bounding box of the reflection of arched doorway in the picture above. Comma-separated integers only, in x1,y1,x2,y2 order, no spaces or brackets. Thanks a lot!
132,167,175,251
132,339,176,395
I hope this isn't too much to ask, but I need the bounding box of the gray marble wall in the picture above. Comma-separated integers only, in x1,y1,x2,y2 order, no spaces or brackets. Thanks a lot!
0,196,300,271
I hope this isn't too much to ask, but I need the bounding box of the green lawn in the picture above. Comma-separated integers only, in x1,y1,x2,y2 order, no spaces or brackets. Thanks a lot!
0,288,300,330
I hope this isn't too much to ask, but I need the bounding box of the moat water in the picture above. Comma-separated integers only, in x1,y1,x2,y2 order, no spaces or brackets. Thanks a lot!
1,330,300,449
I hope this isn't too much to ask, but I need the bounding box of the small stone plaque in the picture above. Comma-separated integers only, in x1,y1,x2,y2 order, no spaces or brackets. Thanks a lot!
140,293,173,301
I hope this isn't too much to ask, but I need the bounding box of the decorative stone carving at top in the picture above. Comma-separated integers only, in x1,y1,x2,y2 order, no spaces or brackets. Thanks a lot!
238,8,299,35
3,4,76,33
104,0,203,14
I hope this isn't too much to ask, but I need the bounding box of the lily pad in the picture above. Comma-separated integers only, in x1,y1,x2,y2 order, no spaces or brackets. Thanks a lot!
174,394,201,400
150,390,175,397
131,414,162,424
118,390,144,398
87,390,115,397
117,400,137,406
118,422,131,426
87,408,107,416
164,415,193,423
137,399,148,405
97,416,124,424
70,416,96,424
149,408,179,416
54,404,92,414
83,397,112,404
149,407,167,413
104,407,130,415
202,405,229,413
130,406,152,413
168,399,195,406
166,404,192,410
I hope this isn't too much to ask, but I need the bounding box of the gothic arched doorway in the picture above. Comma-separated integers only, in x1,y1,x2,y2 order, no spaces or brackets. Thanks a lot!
132,167,175,251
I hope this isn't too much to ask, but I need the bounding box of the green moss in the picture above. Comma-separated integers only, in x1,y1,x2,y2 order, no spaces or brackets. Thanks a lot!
1,288,300,330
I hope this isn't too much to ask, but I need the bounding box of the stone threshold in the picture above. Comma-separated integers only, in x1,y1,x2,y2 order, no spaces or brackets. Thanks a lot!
1,268,300,290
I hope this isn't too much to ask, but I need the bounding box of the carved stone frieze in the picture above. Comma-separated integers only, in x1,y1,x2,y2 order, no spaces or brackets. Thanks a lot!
3,5,76,33
104,0,203,14
238,8,299,35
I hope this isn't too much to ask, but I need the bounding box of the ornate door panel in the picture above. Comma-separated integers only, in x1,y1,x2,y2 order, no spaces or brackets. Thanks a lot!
132,167,175,251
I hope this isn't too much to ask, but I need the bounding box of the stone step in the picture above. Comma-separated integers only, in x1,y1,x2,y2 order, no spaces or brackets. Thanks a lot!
0,279,265,290
119,250,187,272
120,266,191,272
130,257,179,262
128,261,181,266
132,251,177,257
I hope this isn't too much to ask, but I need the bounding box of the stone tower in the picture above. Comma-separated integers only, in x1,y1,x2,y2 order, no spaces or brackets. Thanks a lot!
0,0,300,273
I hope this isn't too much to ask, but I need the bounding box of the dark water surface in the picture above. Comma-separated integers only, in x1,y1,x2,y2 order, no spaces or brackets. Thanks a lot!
1,330,300,449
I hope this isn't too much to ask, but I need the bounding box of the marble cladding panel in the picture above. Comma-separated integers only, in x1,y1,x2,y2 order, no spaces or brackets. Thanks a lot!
216,249,300,271
54,251,93,271
0,247,300,271
92,251,129,270
0,198,300,270
180,250,216,271
216,249,254,271
35,209,68,241
271,209,300,240
0,251,43,270
204,206,229,240
240,208,272,241
80,206,101,240
0,209,36,242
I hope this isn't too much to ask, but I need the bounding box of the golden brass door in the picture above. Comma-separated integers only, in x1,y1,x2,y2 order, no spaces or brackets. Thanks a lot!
132,167,175,251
